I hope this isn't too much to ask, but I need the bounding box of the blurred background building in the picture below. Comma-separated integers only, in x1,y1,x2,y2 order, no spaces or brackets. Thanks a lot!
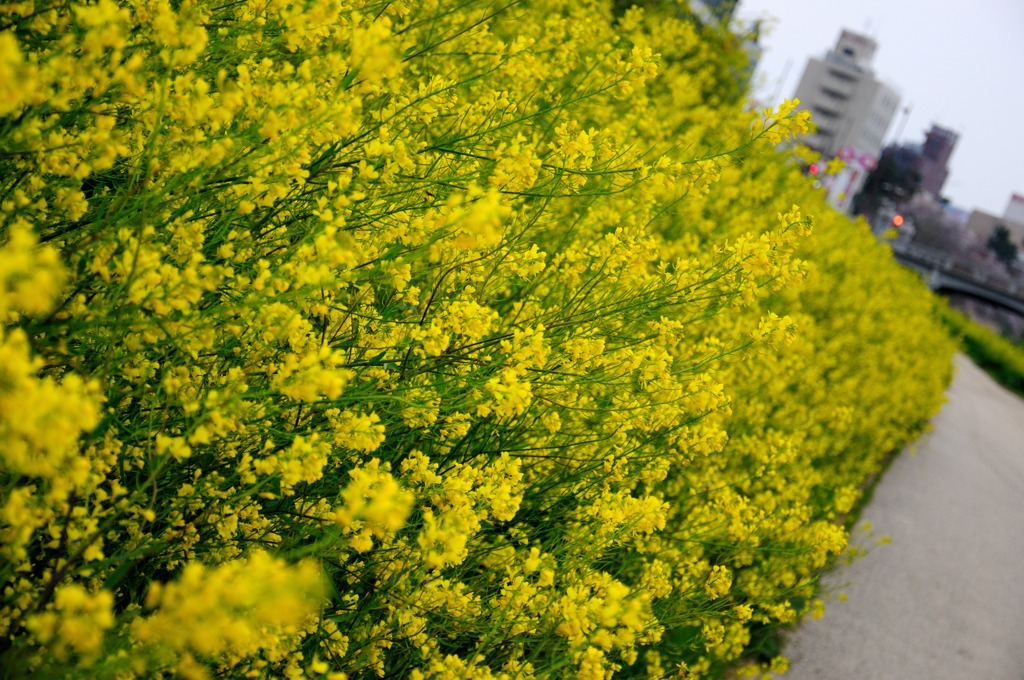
967,194,1024,246
791,29,901,211
1005,193,1024,225
853,123,960,223
792,29,900,161
916,125,959,198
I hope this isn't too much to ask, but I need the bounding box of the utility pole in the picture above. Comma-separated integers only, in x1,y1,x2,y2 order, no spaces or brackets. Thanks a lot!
892,103,912,144
770,59,792,108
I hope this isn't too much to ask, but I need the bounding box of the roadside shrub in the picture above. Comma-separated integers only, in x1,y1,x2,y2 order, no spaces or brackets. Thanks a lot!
1,1,953,677
938,303,1024,395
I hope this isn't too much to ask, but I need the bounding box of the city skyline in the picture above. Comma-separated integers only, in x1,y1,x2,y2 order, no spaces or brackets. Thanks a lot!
737,0,1024,217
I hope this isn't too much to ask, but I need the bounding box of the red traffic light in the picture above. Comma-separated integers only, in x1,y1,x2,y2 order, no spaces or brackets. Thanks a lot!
808,163,820,175
892,214,904,227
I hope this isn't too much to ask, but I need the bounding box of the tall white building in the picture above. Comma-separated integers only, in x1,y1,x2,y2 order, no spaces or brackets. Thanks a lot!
793,29,900,162
792,29,901,212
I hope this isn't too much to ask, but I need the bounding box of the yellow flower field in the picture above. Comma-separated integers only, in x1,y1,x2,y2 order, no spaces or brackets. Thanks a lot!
0,1,954,677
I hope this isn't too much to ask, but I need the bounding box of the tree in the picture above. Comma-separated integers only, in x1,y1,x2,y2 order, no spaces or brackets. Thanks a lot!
852,144,922,221
987,224,1018,269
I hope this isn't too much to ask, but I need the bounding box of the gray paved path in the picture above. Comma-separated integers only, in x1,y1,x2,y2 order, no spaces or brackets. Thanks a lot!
776,354,1024,680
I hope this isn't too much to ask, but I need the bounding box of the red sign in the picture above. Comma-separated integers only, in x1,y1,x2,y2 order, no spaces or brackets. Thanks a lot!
838,146,877,171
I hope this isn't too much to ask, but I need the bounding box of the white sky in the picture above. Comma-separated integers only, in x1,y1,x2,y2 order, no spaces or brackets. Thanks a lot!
736,0,1024,216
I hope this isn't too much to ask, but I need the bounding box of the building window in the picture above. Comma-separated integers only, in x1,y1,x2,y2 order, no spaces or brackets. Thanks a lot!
827,68,858,83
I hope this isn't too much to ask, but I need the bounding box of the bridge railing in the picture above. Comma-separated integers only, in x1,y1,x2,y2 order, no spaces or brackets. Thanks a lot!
888,240,1024,299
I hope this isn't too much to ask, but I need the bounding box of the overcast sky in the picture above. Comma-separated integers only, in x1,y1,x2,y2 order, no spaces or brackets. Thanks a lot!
735,0,1024,216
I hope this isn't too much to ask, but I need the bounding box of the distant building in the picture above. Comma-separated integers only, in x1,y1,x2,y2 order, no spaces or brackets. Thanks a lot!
855,123,960,215
1005,193,1024,225
915,125,958,198
966,209,1024,247
967,194,1024,246
791,29,901,212
792,29,901,162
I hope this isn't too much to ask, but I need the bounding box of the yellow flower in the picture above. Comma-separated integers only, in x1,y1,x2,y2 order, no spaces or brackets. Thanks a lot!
132,552,323,663
334,459,414,549
0,31,36,115
25,585,115,664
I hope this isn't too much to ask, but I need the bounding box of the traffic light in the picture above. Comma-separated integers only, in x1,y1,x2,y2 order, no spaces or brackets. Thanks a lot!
892,214,904,227
806,163,820,176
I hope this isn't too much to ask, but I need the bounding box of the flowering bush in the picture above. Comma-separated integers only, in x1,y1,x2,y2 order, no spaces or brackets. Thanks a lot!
938,302,1024,395
1,1,953,678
